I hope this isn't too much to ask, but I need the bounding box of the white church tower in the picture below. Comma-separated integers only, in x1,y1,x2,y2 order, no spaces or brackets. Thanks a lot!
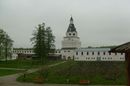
61,17,81,60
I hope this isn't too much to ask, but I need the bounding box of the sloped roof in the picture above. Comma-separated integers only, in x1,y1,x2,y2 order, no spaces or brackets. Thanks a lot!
110,42,130,53
67,17,77,32
75,48,110,52
67,24,77,32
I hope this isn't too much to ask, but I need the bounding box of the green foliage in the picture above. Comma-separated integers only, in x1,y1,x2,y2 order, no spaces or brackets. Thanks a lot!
0,29,13,61
46,27,55,54
31,23,55,64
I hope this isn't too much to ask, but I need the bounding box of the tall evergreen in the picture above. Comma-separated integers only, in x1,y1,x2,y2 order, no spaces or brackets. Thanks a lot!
46,27,55,55
31,23,55,64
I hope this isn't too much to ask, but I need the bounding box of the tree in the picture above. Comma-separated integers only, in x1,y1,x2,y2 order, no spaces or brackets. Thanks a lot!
4,34,13,61
46,27,55,55
0,29,13,61
31,23,55,64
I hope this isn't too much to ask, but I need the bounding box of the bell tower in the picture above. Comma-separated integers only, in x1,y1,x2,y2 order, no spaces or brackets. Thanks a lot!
61,17,81,60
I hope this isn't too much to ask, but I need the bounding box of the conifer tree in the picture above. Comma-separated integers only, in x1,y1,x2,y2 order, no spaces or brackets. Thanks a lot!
31,23,55,64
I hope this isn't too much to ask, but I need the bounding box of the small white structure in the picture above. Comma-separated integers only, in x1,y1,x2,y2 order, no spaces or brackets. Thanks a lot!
74,48,125,61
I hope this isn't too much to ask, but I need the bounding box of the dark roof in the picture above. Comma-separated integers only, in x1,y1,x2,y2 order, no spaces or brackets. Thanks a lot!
62,47,77,50
67,17,77,32
110,42,130,53
67,24,77,32
70,16,73,21
13,48,33,50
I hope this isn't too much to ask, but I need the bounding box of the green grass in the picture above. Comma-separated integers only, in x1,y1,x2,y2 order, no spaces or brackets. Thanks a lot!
17,61,127,85
0,59,62,69
0,69,22,76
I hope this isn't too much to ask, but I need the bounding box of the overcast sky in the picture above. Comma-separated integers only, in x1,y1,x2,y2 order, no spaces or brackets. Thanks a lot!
0,0,130,48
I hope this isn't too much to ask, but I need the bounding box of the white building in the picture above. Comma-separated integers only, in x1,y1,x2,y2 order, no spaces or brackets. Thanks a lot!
61,17,81,60
58,17,125,61
74,48,125,61
12,48,34,59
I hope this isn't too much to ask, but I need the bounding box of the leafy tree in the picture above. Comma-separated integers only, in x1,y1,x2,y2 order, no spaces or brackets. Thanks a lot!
31,23,55,64
0,29,13,61
4,34,13,61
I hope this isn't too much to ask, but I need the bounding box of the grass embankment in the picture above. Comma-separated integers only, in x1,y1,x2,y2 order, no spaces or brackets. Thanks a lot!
0,59,62,76
17,61,127,85
0,59,62,69
0,69,22,76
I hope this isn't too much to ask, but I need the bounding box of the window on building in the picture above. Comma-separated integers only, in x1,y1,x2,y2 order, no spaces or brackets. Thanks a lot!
87,52,89,55
109,52,111,55
68,51,70,52
69,33,71,36
92,52,94,55
103,52,105,55
76,52,78,55
121,53,123,55
81,52,83,55
98,52,100,55
115,53,117,55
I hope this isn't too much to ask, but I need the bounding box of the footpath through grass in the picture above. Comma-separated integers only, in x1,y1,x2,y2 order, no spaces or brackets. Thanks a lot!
17,61,127,85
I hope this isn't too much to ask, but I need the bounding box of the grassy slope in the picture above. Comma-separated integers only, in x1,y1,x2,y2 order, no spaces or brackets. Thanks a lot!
0,69,22,76
0,60,62,69
0,59,62,76
17,61,127,85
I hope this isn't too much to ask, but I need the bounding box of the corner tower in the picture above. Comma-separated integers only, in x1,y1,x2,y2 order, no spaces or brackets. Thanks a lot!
61,17,81,60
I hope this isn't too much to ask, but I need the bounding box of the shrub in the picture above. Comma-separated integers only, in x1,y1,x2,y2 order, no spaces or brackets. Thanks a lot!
33,76,44,84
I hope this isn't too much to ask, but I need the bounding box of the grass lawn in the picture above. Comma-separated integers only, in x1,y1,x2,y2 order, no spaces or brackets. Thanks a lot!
0,69,22,76
0,59,62,69
17,61,127,85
